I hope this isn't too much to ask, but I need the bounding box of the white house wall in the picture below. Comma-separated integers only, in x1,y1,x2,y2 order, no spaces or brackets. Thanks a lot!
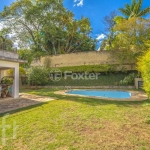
0,60,19,98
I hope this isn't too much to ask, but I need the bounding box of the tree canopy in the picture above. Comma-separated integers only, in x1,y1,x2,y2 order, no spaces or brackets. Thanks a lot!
100,0,150,64
0,0,96,56
100,11,117,50
119,0,150,19
0,28,13,50
100,0,150,51
111,17,150,63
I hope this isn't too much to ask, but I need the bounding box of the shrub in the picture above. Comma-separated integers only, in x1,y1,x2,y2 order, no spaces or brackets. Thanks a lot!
27,67,49,86
7,67,26,76
137,50,150,97
55,64,118,74
119,73,137,85
1,77,13,85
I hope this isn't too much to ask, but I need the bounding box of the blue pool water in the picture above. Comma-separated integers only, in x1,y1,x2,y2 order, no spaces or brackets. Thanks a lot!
66,90,131,99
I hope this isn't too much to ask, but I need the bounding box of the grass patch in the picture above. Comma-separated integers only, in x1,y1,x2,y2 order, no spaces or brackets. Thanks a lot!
0,88,150,150
145,116,150,124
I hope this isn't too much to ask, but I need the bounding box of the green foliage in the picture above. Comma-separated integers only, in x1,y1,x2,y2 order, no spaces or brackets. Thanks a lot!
0,0,96,55
0,28,13,51
119,0,150,18
17,49,33,68
1,77,13,85
56,64,118,74
7,67,26,76
111,18,150,64
114,16,125,24
119,73,137,85
100,11,118,50
49,73,129,86
145,116,150,124
120,66,128,73
137,50,150,97
27,67,49,86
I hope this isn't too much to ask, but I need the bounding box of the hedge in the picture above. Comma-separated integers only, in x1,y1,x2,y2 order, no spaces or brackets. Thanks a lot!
137,50,150,97
52,64,118,74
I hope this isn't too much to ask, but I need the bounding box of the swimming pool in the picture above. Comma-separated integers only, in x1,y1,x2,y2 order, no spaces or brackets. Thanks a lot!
66,90,131,99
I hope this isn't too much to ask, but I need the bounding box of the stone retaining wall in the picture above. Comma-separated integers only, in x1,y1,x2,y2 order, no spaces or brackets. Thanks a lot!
39,51,135,70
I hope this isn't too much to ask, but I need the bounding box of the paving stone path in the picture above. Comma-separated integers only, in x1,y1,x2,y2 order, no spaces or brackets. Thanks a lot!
0,93,54,114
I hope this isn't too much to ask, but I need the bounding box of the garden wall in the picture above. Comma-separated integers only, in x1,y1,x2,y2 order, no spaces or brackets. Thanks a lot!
32,51,135,70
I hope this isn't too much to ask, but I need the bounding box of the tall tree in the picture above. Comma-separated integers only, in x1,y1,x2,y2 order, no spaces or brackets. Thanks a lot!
111,17,150,63
0,0,96,56
0,28,13,50
119,0,150,19
100,11,117,50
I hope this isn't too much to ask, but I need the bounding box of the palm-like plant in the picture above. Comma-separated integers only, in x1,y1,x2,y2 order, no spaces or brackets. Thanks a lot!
119,0,150,18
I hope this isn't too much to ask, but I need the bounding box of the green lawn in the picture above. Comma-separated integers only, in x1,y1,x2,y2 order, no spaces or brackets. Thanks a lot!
0,88,150,150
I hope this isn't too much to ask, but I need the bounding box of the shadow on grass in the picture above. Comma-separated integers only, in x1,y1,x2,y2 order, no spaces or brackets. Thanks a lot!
21,88,150,108
0,102,49,117
0,88,149,116
58,95,150,107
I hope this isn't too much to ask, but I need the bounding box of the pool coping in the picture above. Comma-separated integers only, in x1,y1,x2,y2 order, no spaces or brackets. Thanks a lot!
55,89,149,101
